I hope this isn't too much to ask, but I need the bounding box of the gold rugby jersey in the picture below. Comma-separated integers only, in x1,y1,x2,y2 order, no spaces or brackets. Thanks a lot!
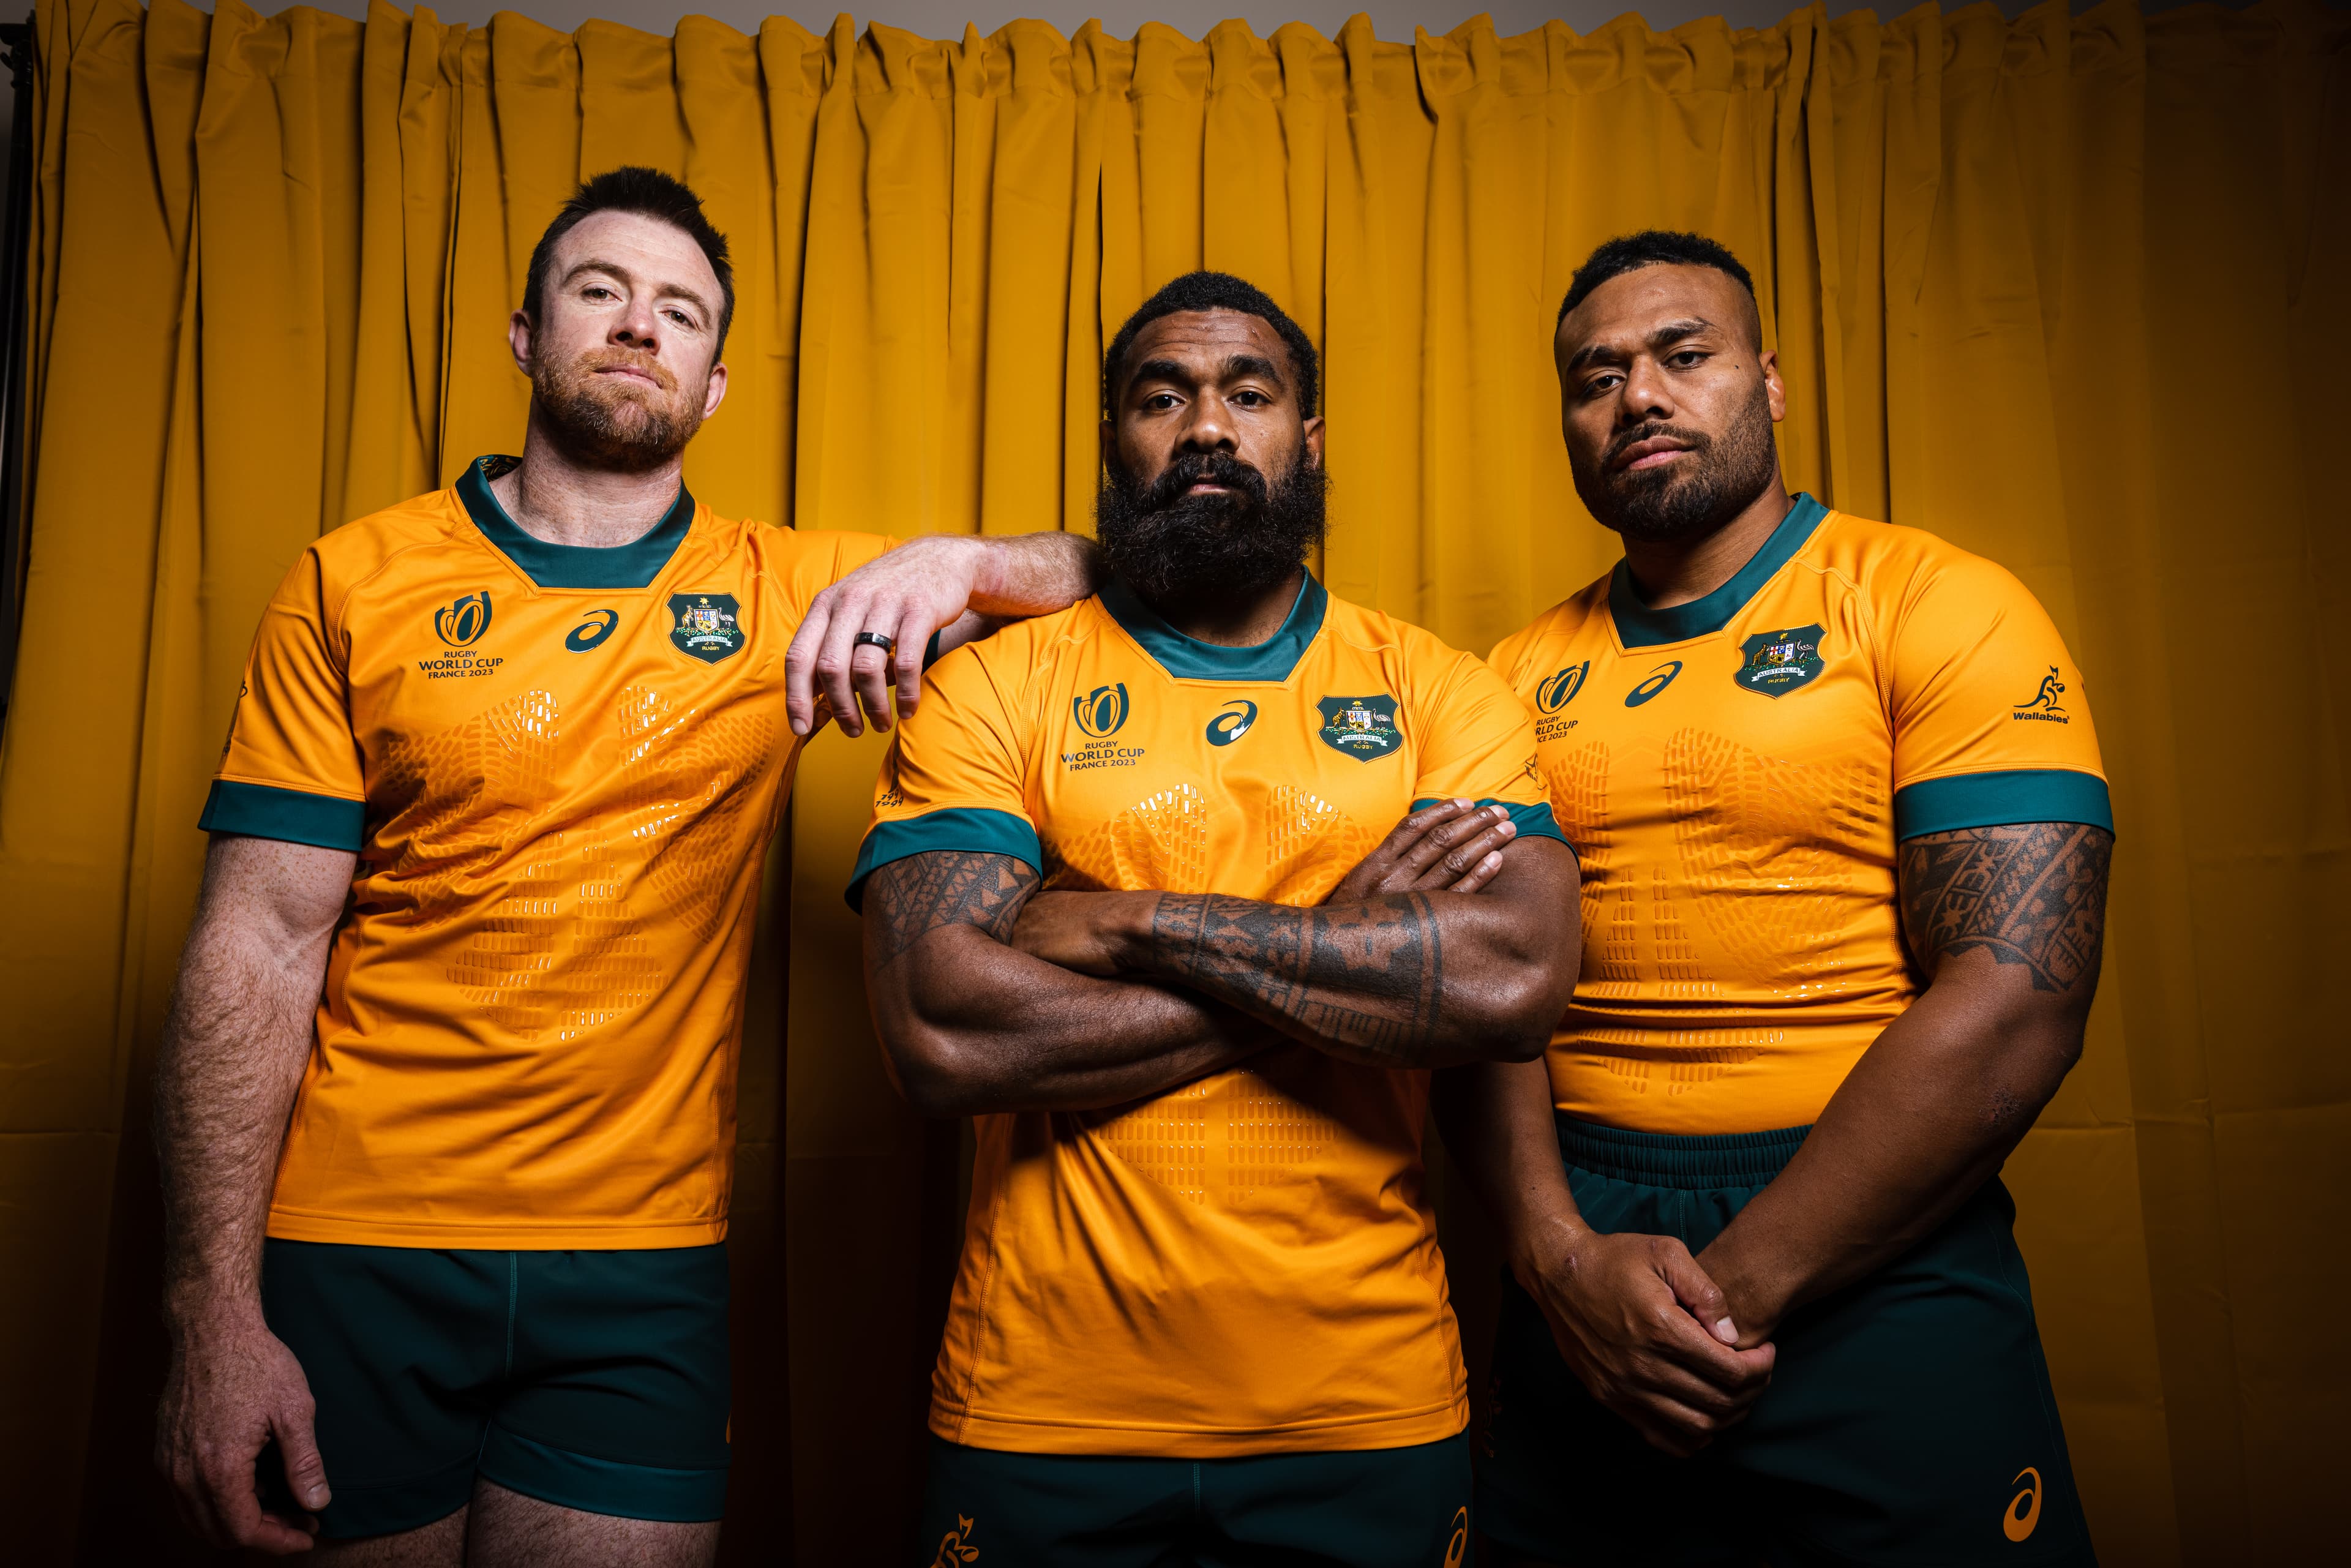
1488,494,2111,1136
202,454,891,1248
851,574,1563,1456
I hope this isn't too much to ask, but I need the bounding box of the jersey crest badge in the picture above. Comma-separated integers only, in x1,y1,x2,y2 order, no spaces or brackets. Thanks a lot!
669,593,744,664
1733,624,1825,697
1316,694,1402,761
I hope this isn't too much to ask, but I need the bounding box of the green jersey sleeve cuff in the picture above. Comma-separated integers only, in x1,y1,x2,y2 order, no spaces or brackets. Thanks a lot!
1892,769,2113,841
199,780,367,852
847,807,1044,913
1411,798,1570,850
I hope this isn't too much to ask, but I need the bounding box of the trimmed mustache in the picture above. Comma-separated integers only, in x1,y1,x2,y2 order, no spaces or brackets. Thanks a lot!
1604,420,1712,472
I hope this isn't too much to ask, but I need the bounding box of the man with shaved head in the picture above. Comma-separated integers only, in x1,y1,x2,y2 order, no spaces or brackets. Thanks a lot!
1451,231,2115,1565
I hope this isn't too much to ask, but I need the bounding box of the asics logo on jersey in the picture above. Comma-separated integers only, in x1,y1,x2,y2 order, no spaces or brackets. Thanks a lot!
1625,661,1683,707
2012,667,2069,723
1074,684,1131,739
1441,1506,1469,1566
1206,699,1257,746
434,591,493,647
1535,662,1589,713
565,609,619,651
2003,1466,2042,1542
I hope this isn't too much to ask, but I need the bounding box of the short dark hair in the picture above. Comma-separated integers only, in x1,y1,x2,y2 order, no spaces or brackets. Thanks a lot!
523,166,737,357
1103,271,1319,419
1557,230,1757,332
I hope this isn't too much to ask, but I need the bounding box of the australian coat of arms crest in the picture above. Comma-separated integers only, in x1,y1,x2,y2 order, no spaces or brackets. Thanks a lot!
1733,624,1826,697
1316,694,1403,760
669,592,745,664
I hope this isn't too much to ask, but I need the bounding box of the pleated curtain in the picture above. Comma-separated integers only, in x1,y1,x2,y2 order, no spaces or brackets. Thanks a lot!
1,1,2342,1561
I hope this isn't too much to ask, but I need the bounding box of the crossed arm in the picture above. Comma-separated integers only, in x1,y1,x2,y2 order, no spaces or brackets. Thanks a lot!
1442,819,2113,1456
861,801,1581,1116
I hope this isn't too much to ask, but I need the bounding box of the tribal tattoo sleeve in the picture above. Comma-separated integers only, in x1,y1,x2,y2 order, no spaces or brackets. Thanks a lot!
1145,893,1445,1065
1897,822,2114,995
867,851,1041,967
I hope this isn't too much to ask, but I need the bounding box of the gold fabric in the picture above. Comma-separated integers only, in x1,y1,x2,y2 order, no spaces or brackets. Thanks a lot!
1,1,2340,1561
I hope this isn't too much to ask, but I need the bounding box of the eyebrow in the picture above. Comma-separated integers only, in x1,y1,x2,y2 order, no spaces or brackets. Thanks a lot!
1127,353,1288,394
562,258,711,317
1564,317,1715,375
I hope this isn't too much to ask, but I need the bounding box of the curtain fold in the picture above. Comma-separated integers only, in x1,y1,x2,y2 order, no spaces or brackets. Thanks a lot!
1,2,2340,1562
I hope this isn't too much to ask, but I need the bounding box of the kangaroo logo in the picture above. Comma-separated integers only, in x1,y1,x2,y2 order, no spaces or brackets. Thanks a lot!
2012,667,2068,723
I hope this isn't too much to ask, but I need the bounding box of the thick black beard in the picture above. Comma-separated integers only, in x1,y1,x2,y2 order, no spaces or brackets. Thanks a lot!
1570,378,1779,544
1095,448,1328,606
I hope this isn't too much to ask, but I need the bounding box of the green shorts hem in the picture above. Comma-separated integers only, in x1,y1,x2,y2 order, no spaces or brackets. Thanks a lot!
306,1454,475,1540
481,1427,729,1523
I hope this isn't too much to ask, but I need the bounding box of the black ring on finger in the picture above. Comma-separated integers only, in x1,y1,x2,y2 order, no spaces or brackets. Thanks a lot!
852,631,896,653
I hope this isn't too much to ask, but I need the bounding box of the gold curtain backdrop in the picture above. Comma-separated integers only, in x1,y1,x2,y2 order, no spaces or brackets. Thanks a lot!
2,0,2342,1560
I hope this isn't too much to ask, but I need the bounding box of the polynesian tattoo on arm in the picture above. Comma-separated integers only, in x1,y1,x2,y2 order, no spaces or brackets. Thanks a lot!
1146,893,1444,1065
1897,822,2115,995
868,850,1041,967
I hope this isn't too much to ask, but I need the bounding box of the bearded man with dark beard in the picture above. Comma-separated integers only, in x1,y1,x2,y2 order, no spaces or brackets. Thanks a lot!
854,271,1580,1565
1456,231,2115,1568
151,167,1103,1566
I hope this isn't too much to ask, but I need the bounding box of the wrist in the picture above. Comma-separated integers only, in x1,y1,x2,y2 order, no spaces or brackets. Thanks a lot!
1106,892,1165,975
162,1277,267,1340
1695,1235,1791,1339
1505,1209,1589,1291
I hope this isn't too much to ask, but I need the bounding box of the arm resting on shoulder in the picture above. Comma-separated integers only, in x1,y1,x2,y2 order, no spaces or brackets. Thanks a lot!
788,532,1103,738
154,833,356,1553
1697,821,2114,1347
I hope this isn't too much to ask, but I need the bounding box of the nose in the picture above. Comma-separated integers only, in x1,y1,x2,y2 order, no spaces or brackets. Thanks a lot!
1174,395,1239,456
1617,353,1676,427
610,293,662,354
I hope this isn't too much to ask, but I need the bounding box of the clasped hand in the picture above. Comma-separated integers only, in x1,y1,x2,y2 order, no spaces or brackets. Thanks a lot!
1517,1226,1779,1458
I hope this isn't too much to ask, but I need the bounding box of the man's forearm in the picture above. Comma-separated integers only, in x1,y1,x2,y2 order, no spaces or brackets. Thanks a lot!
1112,870,1572,1069
1431,1059,1586,1277
1698,822,2110,1343
154,838,348,1328
1695,980,2076,1342
155,923,323,1325
867,850,1266,1116
967,531,1103,617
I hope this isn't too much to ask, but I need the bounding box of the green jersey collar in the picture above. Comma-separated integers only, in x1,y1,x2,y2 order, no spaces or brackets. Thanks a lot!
1099,571,1327,682
1608,492,1828,649
457,454,694,590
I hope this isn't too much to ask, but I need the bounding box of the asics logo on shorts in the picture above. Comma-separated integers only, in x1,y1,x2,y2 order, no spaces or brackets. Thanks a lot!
2003,1466,2041,1542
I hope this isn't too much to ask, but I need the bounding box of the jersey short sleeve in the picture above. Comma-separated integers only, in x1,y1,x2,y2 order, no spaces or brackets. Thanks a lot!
199,549,368,852
1881,550,2113,841
846,640,1041,911
1409,651,1567,848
